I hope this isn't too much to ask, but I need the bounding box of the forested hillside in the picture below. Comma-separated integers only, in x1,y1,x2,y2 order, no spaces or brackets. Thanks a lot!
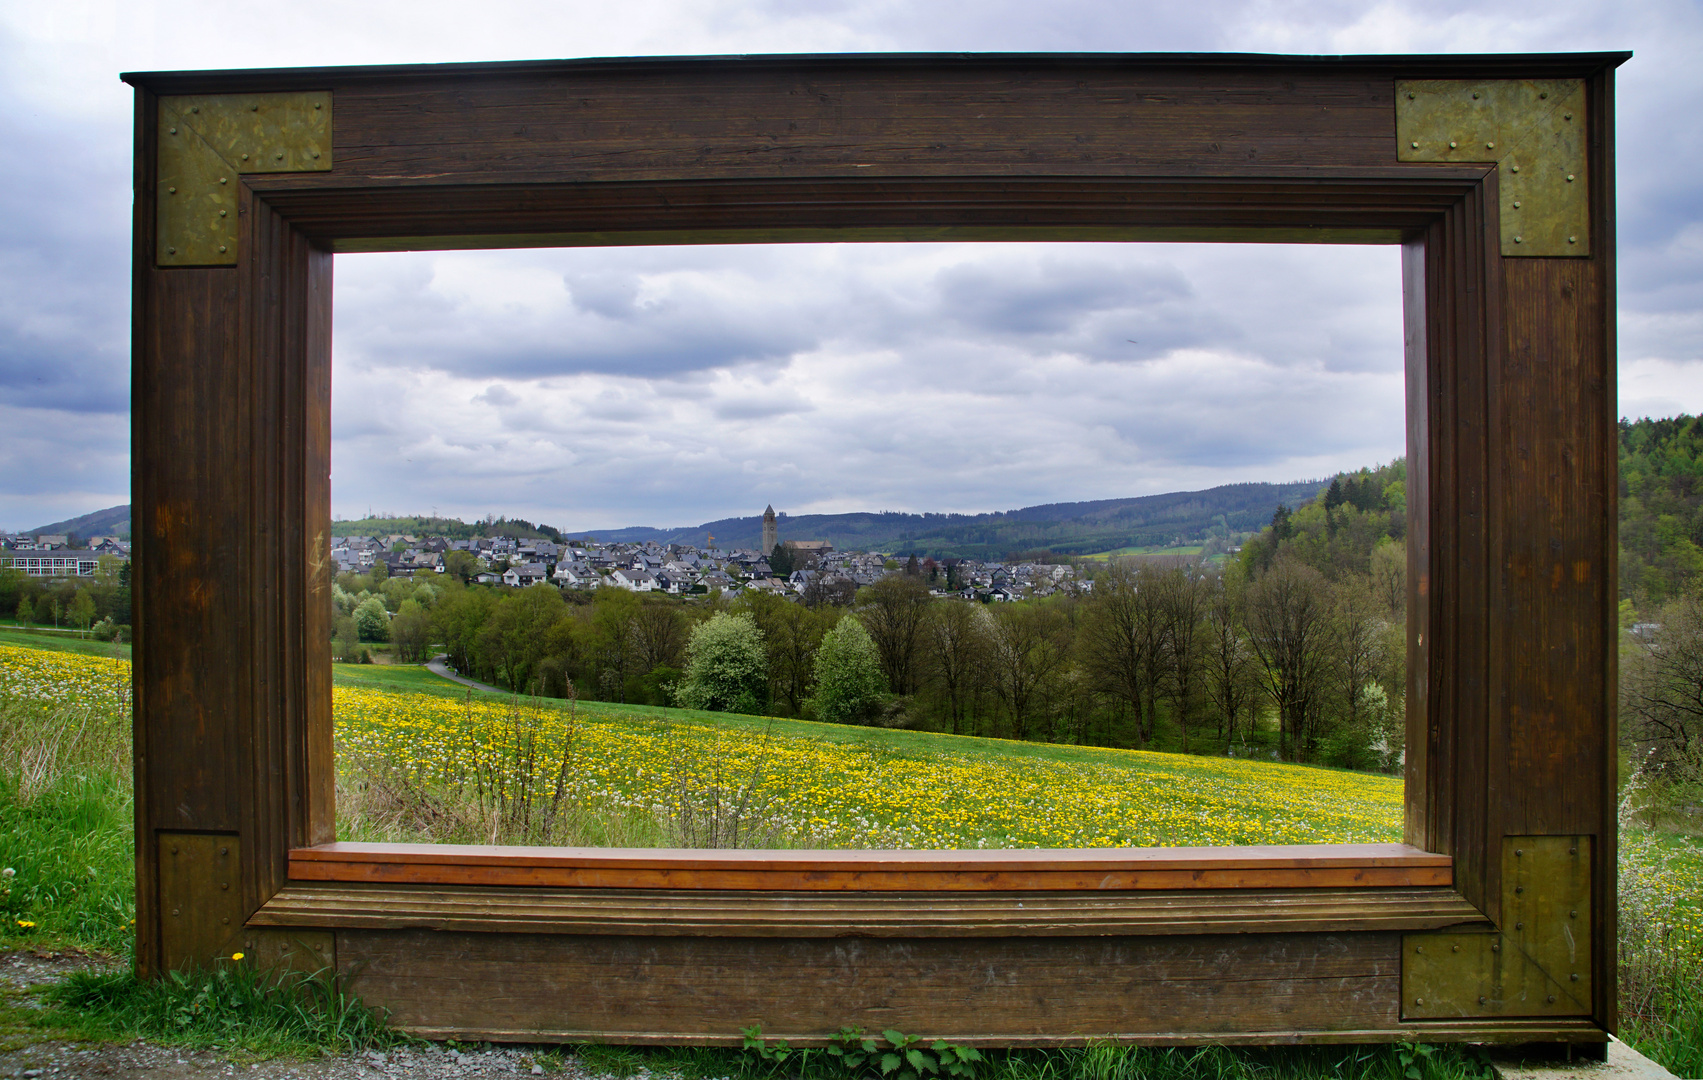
1621,414,1703,603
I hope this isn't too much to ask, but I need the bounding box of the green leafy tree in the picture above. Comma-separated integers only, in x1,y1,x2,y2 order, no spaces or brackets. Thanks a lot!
16,596,33,626
353,596,390,642
390,599,431,663
812,615,886,725
443,549,479,584
675,611,768,714
769,543,795,578
69,590,96,637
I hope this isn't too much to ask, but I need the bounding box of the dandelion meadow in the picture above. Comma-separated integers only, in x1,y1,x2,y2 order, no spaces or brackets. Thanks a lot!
0,643,1403,848
336,679,1404,850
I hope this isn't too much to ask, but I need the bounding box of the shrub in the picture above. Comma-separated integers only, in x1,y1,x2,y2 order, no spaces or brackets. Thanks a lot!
674,612,767,713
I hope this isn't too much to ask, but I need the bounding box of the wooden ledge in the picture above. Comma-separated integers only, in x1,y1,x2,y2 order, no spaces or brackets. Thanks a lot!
289,842,1451,892
254,880,1484,938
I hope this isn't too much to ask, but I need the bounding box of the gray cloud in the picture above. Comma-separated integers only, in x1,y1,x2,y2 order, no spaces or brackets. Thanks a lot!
2,1,1701,532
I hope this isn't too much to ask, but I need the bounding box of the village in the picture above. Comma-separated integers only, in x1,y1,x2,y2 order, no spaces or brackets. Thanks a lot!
326,526,1088,603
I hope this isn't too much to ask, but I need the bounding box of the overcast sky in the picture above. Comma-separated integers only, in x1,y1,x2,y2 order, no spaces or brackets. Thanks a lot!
2,2,1699,532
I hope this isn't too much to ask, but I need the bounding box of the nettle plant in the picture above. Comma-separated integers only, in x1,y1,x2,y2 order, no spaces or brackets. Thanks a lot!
742,1025,984,1080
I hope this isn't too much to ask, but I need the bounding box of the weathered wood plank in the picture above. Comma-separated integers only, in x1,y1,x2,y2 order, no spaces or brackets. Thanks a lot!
254,882,1486,937
339,929,1404,1041
288,842,1452,891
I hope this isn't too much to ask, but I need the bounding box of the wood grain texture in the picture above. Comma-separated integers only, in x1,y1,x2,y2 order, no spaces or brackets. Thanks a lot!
288,842,1452,891
339,928,1405,1042
254,882,1485,937
124,52,1625,1042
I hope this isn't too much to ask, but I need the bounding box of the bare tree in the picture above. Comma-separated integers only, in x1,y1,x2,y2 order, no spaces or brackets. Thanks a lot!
1244,557,1334,761
1623,593,1703,785
1203,570,1258,753
856,574,933,695
1079,562,1166,747
1155,565,1209,752
925,599,992,735
987,602,1070,740
1331,574,1387,770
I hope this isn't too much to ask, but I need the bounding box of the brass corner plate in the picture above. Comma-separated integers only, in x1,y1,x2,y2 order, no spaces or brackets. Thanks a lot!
156,92,332,267
1402,836,1592,1019
1396,79,1588,257
158,832,245,970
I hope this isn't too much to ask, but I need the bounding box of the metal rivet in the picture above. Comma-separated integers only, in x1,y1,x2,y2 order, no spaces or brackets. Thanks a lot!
1479,996,1487,1005
241,153,249,160
219,177,227,184
276,152,284,160
1511,165,1520,173
221,917,229,925
1540,91,1549,99
1570,847,1578,856
314,102,323,109
1570,909,1578,918
1407,91,1416,100
1566,174,1575,182
311,150,320,159
1548,995,1556,1004
167,246,176,254
219,210,227,217
1512,200,1521,208
1514,236,1523,244
1516,849,1523,857
167,186,176,195
1571,973,1580,982
1568,236,1577,244
1410,140,1419,149
218,245,227,253
1564,113,1572,121
1449,140,1458,148
220,881,229,890
1516,921,1525,930
1452,944,1460,953
1492,943,1501,953
252,103,259,112
1516,885,1524,894
1416,945,1425,954
171,908,180,917
1472,92,1480,99
190,106,199,113
168,126,177,135
1486,142,1495,149
1415,998,1425,1007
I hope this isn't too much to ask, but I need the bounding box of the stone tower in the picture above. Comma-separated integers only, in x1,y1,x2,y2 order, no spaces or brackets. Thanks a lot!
762,504,777,555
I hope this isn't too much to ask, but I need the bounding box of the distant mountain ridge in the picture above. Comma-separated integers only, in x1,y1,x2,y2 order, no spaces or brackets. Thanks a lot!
24,504,130,539
29,484,1327,559
573,480,1329,559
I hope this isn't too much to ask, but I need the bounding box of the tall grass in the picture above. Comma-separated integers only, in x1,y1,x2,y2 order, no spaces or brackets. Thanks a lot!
1617,768,1703,1076
339,687,803,848
0,687,135,953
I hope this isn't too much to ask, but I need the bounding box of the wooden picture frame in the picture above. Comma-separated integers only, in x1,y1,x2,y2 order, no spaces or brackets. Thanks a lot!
123,51,1625,1048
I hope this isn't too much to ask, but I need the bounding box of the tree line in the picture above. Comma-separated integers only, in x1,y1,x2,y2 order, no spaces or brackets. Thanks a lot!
336,460,1412,771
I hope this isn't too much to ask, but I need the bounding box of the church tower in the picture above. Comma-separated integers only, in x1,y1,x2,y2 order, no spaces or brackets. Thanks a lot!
762,505,777,555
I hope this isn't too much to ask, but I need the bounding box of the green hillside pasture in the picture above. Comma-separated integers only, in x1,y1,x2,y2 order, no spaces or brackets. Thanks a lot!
334,663,1404,850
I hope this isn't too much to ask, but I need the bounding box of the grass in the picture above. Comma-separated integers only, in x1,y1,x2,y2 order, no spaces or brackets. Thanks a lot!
0,635,1698,1074
0,626,131,660
331,665,1404,850
521,1040,1498,1080
36,963,413,1057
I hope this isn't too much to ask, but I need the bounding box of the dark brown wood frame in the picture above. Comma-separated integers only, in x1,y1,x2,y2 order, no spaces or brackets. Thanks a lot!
123,51,1625,1047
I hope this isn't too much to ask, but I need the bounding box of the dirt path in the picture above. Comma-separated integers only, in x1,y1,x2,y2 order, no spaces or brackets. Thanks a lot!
423,656,509,696
0,950,631,1080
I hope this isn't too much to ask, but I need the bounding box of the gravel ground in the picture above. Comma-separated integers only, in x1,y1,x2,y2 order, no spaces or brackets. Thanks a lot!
0,950,645,1080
